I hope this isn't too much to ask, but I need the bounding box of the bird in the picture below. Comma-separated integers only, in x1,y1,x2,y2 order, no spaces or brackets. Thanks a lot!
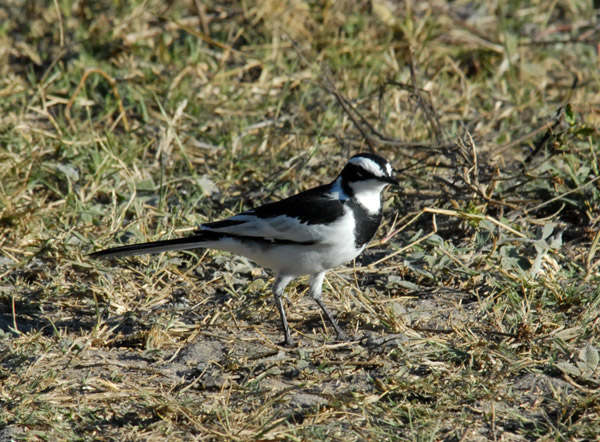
90,152,397,346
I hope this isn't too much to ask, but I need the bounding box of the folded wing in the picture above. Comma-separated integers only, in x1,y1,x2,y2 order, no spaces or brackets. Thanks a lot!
199,185,345,245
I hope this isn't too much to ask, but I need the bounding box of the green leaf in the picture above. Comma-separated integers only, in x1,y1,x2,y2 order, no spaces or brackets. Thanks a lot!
565,103,575,126
542,223,554,240
575,126,597,138
556,361,580,376
135,178,156,191
579,343,599,371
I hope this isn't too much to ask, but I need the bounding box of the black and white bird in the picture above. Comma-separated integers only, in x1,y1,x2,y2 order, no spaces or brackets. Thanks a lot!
90,152,397,346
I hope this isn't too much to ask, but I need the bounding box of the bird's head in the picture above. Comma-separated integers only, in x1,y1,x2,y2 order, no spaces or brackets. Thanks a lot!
341,152,397,187
337,152,397,212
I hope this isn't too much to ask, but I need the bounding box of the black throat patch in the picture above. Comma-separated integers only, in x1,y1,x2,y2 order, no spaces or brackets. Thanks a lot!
345,199,382,248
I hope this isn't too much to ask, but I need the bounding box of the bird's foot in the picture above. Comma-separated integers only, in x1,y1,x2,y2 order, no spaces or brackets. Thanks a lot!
278,337,298,348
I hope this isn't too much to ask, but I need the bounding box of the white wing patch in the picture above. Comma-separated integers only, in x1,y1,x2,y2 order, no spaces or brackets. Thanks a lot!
199,208,360,275
200,212,345,244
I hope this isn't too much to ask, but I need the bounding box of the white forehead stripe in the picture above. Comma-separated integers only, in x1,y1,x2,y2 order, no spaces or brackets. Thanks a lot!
348,156,390,177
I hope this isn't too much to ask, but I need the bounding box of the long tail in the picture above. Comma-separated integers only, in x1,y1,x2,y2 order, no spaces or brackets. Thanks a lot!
89,231,224,259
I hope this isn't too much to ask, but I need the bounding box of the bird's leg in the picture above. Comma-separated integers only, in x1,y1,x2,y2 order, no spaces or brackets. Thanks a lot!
273,275,295,346
309,272,349,341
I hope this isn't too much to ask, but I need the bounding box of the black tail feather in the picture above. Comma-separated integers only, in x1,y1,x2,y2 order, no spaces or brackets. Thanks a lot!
89,231,225,259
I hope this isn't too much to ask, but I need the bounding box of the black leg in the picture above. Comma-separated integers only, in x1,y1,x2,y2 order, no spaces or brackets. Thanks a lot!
273,276,295,346
309,272,349,341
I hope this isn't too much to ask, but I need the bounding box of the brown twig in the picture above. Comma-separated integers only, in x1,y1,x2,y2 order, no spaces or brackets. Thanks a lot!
424,207,527,238
524,175,600,215
408,47,444,142
66,68,130,131
320,65,377,151
522,106,566,165
412,326,518,340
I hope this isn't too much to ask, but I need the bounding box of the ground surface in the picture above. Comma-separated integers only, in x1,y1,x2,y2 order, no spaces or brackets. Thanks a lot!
1,1,599,440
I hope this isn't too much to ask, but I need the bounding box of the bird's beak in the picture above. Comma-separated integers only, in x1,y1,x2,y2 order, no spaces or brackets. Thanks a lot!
380,175,399,186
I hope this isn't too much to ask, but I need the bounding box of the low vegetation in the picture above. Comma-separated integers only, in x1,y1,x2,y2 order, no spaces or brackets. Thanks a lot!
1,0,598,440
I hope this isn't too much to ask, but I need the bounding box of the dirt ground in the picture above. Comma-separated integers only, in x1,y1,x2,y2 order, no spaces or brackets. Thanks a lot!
1,0,599,440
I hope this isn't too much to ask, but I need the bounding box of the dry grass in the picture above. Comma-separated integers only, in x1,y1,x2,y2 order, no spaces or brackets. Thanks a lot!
1,0,599,440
